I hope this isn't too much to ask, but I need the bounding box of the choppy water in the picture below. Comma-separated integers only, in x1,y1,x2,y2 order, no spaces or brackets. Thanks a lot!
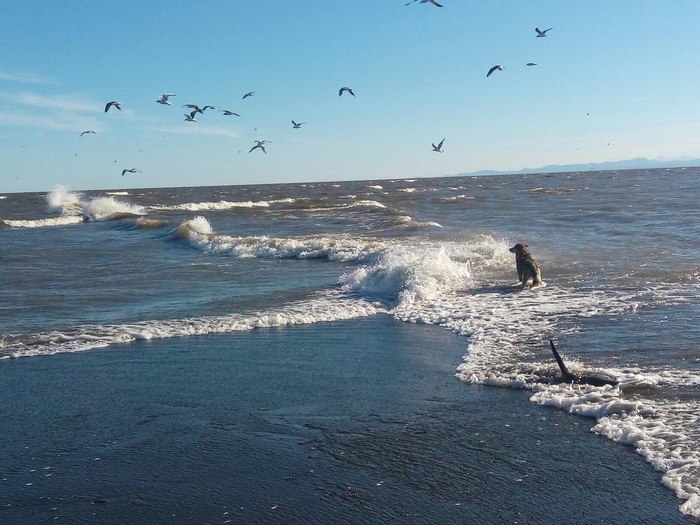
2,168,699,519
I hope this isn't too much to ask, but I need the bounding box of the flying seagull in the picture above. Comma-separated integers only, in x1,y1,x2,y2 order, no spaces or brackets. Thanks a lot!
535,27,552,37
80,130,96,137
339,87,355,97
104,101,121,113
182,104,204,114
526,62,537,66
249,140,269,154
220,110,240,116
202,105,218,112
292,120,305,128
487,65,503,77
156,93,175,105
184,110,198,122
405,0,443,6
432,138,445,152
121,168,140,176
242,91,256,99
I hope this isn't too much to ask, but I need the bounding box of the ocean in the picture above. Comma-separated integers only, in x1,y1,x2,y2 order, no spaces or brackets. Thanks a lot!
1,168,699,523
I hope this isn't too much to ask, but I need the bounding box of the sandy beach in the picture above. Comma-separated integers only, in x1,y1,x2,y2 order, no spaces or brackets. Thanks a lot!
0,316,693,524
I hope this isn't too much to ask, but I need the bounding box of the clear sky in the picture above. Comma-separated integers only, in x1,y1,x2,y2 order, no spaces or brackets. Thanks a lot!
2,1,700,193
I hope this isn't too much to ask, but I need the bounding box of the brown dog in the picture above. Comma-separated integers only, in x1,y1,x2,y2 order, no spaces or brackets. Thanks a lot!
509,243,542,287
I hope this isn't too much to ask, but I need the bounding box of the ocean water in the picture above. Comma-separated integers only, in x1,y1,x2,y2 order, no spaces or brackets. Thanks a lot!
1,167,699,520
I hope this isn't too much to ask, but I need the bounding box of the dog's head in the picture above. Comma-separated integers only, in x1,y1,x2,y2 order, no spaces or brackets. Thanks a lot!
509,243,530,255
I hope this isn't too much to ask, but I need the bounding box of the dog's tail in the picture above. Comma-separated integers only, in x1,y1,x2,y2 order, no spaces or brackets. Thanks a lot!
549,339,573,380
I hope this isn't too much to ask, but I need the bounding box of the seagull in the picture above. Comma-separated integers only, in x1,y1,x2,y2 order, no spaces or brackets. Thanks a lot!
339,87,355,97
526,62,537,66
292,120,305,128
220,110,240,116
121,168,140,176
249,140,269,154
182,104,204,114
104,101,121,113
405,0,443,6
184,110,198,122
432,138,445,152
242,91,256,99
202,105,218,111
487,65,503,77
80,130,96,137
156,93,175,105
535,27,552,37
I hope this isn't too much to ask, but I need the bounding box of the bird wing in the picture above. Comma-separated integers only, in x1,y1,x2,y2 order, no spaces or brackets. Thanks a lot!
438,138,445,148
429,0,443,6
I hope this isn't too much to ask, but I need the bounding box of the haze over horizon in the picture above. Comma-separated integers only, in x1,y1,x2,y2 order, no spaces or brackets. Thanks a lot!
2,1,700,193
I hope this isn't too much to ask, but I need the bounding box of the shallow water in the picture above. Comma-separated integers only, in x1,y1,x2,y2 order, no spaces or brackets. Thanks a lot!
1,168,699,519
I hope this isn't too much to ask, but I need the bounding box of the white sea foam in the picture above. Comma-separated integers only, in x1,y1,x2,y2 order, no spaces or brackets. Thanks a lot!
150,198,294,212
176,216,383,262
345,200,387,209
84,196,145,219
592,399,700,519
35,186,144,223
175,216,213,239
1,293,385,359
393,215,443,229
3,216,84,228
340,243,473,305
46,186,82,214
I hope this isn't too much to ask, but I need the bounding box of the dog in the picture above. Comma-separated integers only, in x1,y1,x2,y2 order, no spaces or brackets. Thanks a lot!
509,243,541,287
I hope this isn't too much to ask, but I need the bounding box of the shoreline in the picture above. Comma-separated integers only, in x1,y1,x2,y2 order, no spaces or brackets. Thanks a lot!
0,316,693,524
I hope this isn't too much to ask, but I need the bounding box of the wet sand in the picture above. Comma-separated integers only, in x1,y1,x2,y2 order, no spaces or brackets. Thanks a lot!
0,316,693,524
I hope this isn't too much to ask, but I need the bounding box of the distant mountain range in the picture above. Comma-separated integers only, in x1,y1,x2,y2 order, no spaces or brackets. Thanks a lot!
456,157,700,177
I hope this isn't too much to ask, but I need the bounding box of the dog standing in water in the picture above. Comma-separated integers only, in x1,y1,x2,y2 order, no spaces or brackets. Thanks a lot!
509,243,542,287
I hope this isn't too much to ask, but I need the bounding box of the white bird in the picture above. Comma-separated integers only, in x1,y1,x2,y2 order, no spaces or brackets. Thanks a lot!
249,140,269,154
80,130,96,137
242,91,256,99
104,101,121,113
339,87,355,97
487,65,503,77
202,105,218,112
292,120,305,128
432,138,445,152
121,168,140,176
406,0,443,6
184,110,198,122
156,93,175,105
535,27,552,37
220,109,240,116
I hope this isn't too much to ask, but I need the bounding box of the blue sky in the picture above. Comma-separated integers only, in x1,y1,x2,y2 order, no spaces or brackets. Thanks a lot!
2,1,700,193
